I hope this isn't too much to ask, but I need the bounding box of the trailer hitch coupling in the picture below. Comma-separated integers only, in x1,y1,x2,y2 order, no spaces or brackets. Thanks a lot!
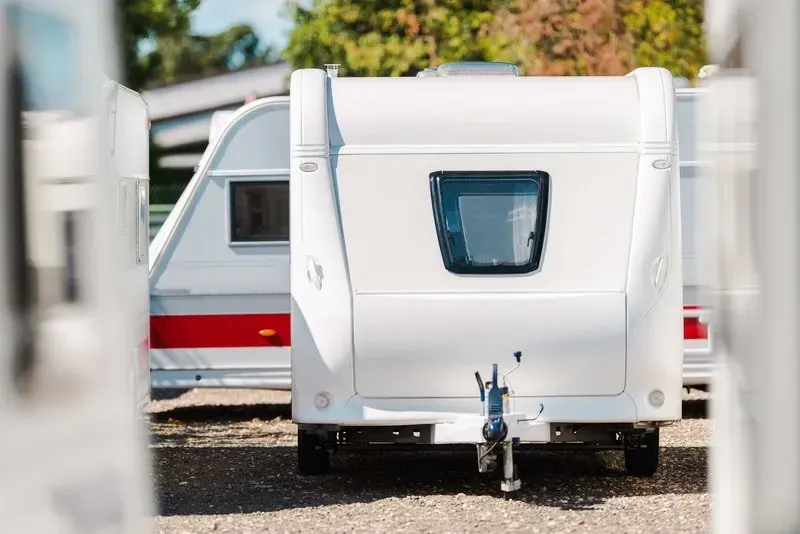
475,351,524,499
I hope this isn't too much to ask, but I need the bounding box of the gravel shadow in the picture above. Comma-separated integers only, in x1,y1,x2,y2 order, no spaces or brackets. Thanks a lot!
152,398,708,517
150,388,192,402
153,444,707,516
149,403,292,424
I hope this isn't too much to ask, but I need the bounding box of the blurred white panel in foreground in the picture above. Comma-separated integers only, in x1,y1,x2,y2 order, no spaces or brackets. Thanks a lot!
0,0,153,532
704,0,800,531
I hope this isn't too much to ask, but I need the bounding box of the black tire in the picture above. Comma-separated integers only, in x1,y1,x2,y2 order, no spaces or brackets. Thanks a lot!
624,428,660,477
297,430,331,475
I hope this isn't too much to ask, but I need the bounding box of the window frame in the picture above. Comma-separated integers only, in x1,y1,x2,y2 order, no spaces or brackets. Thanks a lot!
225,172,290,247
429,170,550,275
135,181,148,266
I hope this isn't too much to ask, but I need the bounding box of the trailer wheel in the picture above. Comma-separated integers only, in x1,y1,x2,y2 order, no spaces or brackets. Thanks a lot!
624,428,659,477
297,430,331,475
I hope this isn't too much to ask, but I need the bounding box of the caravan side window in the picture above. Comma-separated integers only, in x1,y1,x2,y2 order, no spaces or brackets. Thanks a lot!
430,171,550,275
229,180,289,243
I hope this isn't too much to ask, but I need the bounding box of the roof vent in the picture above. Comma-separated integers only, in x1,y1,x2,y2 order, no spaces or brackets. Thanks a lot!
435,61,519,77
697,64,720,80
415,67,439,78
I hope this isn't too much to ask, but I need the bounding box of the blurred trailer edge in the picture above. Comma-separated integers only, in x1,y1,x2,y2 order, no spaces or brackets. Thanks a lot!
0,0,154,531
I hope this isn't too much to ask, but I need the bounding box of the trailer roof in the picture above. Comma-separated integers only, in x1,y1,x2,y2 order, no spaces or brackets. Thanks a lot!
291,68,676,155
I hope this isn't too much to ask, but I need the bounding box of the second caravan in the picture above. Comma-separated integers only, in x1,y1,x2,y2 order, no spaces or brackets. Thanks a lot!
149,71,712,393
149,97,291,389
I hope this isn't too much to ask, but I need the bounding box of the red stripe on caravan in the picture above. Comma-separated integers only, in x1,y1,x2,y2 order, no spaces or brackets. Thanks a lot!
683,305,708,341
152,306,707,347
150,313,291,349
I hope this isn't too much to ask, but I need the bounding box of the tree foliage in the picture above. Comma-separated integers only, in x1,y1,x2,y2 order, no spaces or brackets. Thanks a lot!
284,0,707,81
116,0,201,90
489,0,635,76
147,24,276,87
283,0,513,77
117,0,276,90
623,0,707,80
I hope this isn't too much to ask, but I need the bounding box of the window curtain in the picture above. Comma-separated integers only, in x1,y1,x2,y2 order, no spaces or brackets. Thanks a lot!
510,185,539,264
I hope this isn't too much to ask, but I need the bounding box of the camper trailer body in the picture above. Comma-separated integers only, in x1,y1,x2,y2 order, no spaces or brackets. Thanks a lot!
0,0,153,530
104,79,151,409
289,66,683,481
149,96,291,389
208,109,236,145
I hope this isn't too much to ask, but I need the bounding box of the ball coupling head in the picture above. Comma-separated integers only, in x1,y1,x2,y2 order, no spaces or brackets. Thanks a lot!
482,417,508,443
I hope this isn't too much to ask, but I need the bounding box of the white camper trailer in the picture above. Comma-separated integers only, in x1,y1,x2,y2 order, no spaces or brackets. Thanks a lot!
22,96,151,410
0,0,153,530
104,79,151,408
24,79,153,409
289,64,683,496
149,96,291,389
677,86,713,387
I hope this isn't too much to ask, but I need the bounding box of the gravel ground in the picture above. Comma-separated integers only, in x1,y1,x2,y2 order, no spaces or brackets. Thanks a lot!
146,389,710,534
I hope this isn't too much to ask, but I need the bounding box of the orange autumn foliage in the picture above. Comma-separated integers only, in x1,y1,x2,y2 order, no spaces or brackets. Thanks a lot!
489,0,637,75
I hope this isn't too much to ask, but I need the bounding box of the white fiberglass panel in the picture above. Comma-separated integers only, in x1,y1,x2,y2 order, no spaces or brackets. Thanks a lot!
335,152,638,398
353,291,626,398
327,76,639,148
211,104,290,171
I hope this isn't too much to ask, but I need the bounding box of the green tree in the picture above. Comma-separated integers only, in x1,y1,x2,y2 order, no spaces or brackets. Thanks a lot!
116,0,201,90
283,0,512,77
622,0,707,81
147,23,276,87
285,0,707,82
116,0,200,200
